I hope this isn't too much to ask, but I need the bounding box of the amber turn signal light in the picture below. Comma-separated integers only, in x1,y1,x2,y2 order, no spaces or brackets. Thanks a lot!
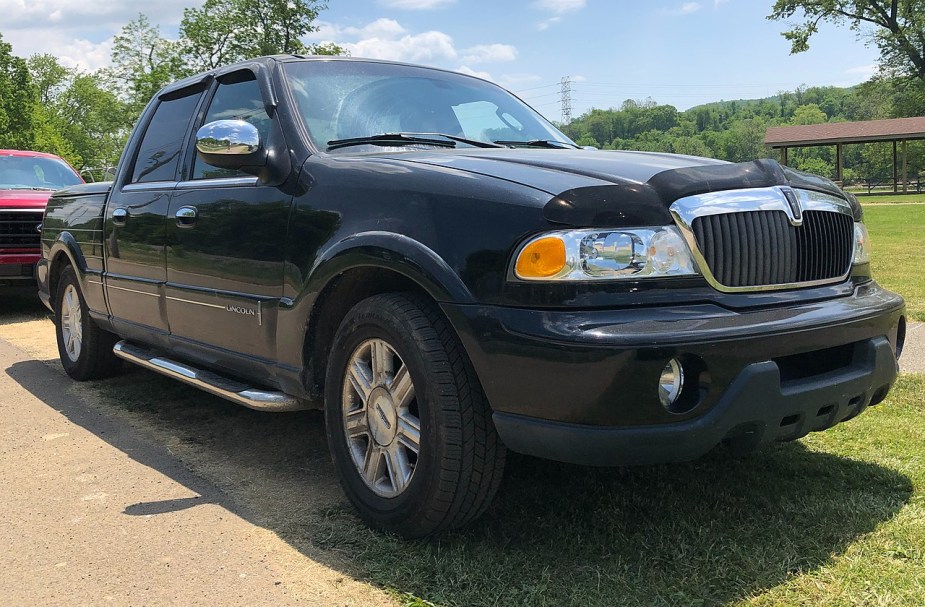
515,236,567,278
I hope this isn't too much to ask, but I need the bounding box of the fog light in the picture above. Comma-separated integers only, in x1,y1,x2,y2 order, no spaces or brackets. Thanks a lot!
659,358,684,409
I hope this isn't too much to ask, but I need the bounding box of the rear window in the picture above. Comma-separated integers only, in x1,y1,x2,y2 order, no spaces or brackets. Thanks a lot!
0,155,82,190
131,90,203,184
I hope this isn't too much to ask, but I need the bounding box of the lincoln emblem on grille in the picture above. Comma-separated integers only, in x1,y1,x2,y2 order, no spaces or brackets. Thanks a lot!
780,187,803,226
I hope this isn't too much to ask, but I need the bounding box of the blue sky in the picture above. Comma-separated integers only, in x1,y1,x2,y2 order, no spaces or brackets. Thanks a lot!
2,0,881,120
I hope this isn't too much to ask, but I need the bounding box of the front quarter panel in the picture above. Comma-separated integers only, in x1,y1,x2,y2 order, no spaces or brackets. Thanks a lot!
282,154,554,303
276,154,554,368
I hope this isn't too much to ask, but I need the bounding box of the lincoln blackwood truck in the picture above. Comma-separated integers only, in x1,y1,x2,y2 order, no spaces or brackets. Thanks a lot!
38,56,906,537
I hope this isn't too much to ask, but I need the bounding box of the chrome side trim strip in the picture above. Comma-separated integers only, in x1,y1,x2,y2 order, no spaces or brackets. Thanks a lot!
113,341,306,412
166,295,226,310
107,284,159,297
670,186,854,294
121,181,177,192
175,176,258,189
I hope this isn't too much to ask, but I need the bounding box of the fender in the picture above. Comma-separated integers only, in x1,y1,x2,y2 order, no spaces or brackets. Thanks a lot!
274,231,475,390
306,231,475,305
41,231,107,318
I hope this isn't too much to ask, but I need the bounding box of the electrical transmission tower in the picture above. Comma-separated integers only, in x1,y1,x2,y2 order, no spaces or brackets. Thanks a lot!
559,76,573,124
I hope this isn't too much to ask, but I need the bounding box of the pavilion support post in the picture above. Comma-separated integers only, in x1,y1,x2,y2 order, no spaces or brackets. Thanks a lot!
893,140,899,193
836,143,843,183
902,139,908,193
780,146,788,166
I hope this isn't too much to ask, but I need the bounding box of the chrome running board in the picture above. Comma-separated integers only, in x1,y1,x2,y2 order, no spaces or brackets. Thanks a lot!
113,341,307,412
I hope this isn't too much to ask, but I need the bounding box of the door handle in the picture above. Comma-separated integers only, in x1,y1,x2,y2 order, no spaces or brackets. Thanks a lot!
112,208,128,226
175,206,198,228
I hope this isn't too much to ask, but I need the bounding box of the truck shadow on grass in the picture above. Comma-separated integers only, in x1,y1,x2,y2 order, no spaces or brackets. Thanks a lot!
6,360,913,607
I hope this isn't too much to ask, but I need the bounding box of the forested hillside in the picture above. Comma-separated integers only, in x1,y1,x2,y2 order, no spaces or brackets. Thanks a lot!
560,78,925,186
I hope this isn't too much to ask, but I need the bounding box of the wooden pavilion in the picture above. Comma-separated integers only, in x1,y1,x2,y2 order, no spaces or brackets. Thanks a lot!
764,116,925,193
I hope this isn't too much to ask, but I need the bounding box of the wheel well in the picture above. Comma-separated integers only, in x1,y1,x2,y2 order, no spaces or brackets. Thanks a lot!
48,252,72,308
304,267,434,397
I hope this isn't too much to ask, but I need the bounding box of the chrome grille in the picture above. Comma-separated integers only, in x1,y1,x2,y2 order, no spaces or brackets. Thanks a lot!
691,210,854,288
0,211,43,249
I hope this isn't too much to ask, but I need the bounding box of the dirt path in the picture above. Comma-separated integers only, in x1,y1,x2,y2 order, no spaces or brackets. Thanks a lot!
0,296,396,607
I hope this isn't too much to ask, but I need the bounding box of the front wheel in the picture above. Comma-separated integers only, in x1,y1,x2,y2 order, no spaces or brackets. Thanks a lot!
324,293,506,538
55,266,121,380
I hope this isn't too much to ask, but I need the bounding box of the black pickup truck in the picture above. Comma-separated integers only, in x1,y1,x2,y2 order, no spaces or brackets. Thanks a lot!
38,56,906,537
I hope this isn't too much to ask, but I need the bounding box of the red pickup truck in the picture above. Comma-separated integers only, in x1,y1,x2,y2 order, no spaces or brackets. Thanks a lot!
0,150,83,286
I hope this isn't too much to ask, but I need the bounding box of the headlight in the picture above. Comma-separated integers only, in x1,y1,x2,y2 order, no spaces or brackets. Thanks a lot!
513,226,700,281
853,222,871,265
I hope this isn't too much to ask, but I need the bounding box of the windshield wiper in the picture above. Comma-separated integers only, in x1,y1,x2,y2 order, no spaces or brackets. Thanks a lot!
327,132,504,151
328,133,455,150
409,133,504,148
4,185,56,191
492,139,580,149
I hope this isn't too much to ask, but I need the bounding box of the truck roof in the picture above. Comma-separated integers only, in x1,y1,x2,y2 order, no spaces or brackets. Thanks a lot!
154,54,496,101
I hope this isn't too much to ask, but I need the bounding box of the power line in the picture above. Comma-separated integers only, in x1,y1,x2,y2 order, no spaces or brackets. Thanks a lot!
513,82,560,93
520,91,562,101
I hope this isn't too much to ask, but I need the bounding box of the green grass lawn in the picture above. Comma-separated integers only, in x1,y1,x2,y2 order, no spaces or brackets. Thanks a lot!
863,203,925,321
333,374,922,607
856,192,925,204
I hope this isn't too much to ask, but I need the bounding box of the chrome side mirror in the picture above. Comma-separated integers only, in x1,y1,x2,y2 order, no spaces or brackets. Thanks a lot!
196,119,260,155
195,119,267,171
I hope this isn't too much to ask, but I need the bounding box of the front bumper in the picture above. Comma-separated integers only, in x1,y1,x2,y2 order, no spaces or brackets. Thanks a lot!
441,282,905,466
0,251,41,285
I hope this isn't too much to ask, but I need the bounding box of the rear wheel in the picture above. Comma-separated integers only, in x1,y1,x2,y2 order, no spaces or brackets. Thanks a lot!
324,293,506,538
55,266,121,380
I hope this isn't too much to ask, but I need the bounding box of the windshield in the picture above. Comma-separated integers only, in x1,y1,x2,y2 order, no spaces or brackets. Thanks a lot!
0,155,82,190
282,60,575,151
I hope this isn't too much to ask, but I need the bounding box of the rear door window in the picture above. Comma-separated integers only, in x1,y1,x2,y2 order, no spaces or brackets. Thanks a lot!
131,91,203,184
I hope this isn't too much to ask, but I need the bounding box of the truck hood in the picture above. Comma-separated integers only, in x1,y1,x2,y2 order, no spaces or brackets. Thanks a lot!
385,149,726,192
379,149,857,227
0,189,54,210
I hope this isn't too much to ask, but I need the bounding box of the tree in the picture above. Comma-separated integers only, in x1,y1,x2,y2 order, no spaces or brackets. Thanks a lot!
791,103,828,124
0,32,38,150
28,54,69,105
55,73,132,170
24,54,132,170
180,0,344,72
110,14,186,112
769,1,925,82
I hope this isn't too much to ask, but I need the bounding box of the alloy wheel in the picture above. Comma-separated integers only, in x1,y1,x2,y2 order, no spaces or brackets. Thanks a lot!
342,338,421,498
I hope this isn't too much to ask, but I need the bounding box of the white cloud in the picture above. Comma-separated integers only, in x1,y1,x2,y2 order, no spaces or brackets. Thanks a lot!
714,0,729,6
57,37,114,71
308,18,409,41
312,19,517,67
377,0,456,8
456,65,493,81
498,73,542,87
532,0,584,30
346,18,408,39
5,27,114,71
536,17,561,31
845,63,879,78
461,44,517,64
0,0,189,29
663,2,702,16
344,31,458,63
533,0,586,14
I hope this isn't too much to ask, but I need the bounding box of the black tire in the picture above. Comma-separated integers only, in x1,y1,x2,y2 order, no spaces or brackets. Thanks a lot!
324,293,506,538
54,266,122,381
